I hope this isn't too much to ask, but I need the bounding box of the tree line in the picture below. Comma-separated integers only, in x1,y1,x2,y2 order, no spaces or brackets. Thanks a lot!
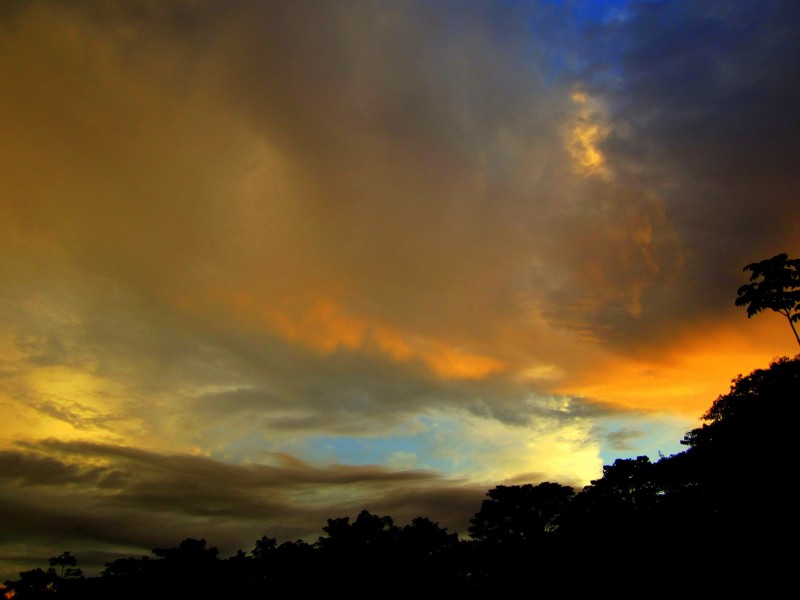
5,354,797,598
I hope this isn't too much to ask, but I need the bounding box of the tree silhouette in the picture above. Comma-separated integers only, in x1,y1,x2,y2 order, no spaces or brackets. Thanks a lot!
317,509,399,560
48,551,82,579
398,516,458,555
556,456,662,543
681,355,800,467
735,253,800,346
2,568,54,598
149,539,222,598
4,552,85,599
469,482,574,546
250,535,277,562
673,355,800,576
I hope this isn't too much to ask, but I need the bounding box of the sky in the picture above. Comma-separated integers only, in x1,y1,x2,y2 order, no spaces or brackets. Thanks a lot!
1,0,799,578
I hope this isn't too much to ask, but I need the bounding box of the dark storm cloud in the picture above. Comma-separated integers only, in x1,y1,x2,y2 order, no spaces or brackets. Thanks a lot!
0,440,485,578
35,439,438,487
595,0,800,334
515,1,800,348
0,450,105,486
604,427,647,452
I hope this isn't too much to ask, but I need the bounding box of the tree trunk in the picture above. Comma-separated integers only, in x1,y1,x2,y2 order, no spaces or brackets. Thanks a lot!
787,314,800,347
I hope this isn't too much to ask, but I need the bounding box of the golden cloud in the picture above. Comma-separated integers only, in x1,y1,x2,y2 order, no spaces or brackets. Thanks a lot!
228,293,507,380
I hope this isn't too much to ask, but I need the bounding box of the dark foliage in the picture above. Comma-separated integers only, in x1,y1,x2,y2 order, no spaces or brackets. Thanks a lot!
4,357,797,598
736,253,800,345
469,482,574,545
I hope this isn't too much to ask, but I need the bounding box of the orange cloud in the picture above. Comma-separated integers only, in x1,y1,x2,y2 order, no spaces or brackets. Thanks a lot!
269,300,369,353
419,343,506,380
559,316,797,415
227,292,506,380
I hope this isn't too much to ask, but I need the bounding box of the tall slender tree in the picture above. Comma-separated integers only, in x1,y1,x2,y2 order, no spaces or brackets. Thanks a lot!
735,253,800,346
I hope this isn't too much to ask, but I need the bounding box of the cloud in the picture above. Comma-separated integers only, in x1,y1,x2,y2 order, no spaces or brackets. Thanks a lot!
0,450,107,487
0,439,483,579
603,428,646,452
597,1,800,325
0,0,684,405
